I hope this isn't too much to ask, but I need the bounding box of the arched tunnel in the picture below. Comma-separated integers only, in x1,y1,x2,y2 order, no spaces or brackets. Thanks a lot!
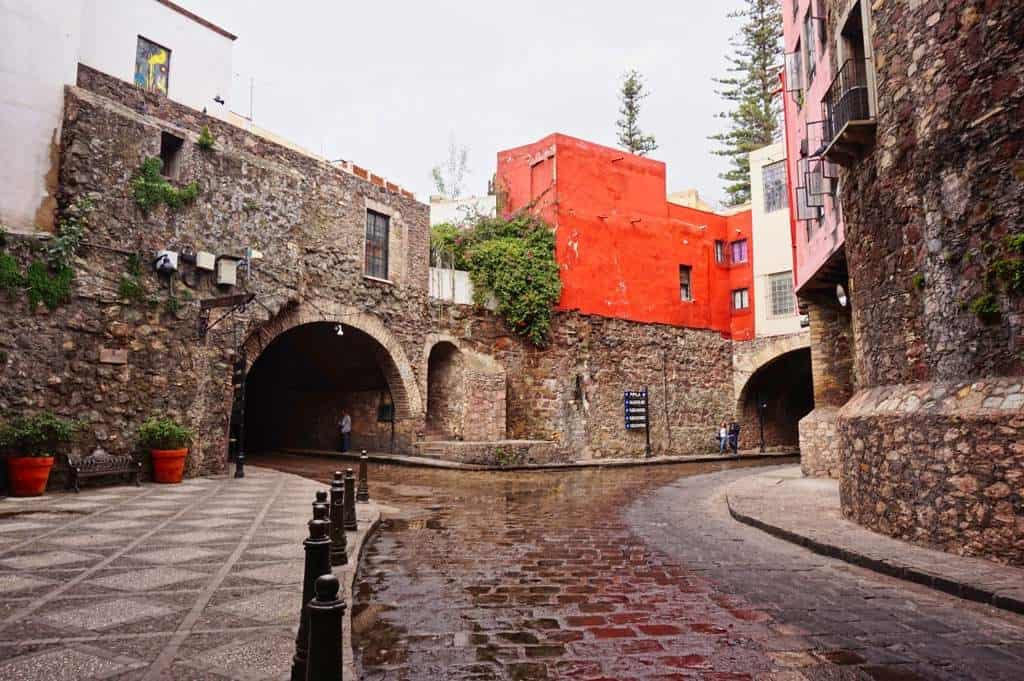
239,322,398,455
737,348,814,451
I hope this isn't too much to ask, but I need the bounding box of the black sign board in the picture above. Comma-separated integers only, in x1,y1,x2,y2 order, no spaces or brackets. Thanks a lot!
624,387,653,458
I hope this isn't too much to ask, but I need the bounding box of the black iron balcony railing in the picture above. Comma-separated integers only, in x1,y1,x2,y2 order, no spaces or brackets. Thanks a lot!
822,59,875,163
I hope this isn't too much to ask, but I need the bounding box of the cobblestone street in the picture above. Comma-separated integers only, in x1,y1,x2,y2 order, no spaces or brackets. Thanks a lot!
261,454,1024,681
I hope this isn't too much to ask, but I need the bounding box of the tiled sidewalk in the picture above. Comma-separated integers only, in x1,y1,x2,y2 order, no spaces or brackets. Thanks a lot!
726,465,1024,614
0,466,379,681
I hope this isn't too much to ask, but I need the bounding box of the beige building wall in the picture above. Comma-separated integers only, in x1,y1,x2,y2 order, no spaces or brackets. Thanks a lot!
749,143,803,337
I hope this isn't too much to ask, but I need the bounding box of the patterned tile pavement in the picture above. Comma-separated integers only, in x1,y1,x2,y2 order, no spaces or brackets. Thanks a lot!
0,466,379,680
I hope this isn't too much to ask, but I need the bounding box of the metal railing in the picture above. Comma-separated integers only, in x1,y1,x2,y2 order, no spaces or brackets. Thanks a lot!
823,59,872,145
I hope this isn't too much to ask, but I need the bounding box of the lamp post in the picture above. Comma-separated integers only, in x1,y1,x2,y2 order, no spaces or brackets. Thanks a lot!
758,397,767,454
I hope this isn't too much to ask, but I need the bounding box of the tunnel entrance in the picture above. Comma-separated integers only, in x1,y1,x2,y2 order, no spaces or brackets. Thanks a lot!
737,347,814,451
426,341,465,440
243,322,397,454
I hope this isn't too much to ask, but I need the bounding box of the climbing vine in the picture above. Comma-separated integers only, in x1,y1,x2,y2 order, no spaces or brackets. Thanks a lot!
966,232,1024,325
431,211,561,347
132,158,199,212
197,126,216,151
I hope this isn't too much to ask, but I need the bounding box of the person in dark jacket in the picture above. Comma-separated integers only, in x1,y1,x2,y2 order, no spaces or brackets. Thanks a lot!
728,421,740,455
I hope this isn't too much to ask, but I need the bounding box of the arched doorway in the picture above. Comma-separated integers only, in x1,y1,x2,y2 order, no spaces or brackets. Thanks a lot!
243,321,407,454
736,348,813,451
426,341,465,440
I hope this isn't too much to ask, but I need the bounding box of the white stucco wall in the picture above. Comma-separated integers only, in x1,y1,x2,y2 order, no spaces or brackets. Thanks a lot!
749,143,803,337
430,195,496,227
79,0,234,118
0,0,85,232
0,0,233,232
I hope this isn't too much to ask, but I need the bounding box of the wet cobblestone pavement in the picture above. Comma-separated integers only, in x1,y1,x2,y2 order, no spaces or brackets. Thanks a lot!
256,454,1024,681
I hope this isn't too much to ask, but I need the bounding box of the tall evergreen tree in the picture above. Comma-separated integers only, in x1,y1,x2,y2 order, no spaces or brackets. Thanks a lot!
710,0,783,206
616,70,658,157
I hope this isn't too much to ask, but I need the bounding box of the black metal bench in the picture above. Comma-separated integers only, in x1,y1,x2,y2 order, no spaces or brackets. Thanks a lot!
64,448,141,492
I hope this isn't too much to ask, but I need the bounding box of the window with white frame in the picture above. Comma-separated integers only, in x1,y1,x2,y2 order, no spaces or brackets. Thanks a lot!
679,265,692,301
762,161,788,213
732,288,749,310
768,271,796,317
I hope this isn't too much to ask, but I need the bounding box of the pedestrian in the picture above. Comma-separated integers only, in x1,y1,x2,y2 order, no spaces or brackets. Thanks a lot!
338,409,352,453
718,421,728,453
728,421,740,455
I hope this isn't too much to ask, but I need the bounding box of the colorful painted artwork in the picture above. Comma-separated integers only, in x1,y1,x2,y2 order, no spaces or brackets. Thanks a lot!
134,36,170,94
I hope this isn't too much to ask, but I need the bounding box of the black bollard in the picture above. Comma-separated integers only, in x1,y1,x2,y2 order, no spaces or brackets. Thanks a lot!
305,573,346,681
356,451,369,503
291,496,333,681
329,472,347,566
343,469,357,532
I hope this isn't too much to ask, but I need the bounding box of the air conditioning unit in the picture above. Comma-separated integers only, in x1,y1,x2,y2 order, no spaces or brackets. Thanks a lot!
216,257,239,286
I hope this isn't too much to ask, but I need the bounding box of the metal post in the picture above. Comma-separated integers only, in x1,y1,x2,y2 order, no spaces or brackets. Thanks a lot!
758,398,767,454
291,496,332,681
643,386,652,458
234,351,247,479
305,574,345,681
329,472,347,566
343,469,357,531
356,451,369,503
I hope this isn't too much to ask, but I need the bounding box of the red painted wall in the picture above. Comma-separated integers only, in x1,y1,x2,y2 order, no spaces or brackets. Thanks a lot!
496,133,754,339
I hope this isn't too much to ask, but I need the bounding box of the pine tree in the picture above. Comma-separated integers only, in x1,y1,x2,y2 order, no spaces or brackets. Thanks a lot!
710,0,783,206
616,70,658,157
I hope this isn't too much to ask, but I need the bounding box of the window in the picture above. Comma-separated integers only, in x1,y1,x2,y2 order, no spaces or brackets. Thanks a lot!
768,272,796,317
714,241,726,264
732,288,750,310
730,239,748,264
159,131,183,179
803,12,817,85
762,161,788,213
679,265,692,301
134,36,170,95
365,210,390,279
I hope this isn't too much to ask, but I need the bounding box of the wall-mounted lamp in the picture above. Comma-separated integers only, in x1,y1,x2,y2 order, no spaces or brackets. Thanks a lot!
213,95,225,105
335,324,344,336
836,284,849,308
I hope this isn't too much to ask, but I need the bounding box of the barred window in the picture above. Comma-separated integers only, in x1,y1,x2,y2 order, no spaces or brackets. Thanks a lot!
365,210,390,279
763,161,788,213
768,271,796,317
732,288,749,310
679,265,692,301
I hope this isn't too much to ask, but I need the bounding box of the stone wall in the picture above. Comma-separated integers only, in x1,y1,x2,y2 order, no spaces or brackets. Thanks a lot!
798,407,842,478
826,0,1024,562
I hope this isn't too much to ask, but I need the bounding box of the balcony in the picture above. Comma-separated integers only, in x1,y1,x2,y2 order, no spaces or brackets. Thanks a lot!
821,59,876,165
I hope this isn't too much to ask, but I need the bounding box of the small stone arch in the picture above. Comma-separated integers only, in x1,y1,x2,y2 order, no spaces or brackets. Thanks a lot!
243,300,424,420
734,345,813,451
422,334,508,442
732,332,811,400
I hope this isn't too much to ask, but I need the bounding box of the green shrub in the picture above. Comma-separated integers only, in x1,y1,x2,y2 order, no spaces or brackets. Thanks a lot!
26,262,73,310
969,293,1001,325
197,126,216,151
430,223,471,270
911,273,925,291
118,275,147,304
0,412,80,456
0,253,23,292
137,416,193,450
132,158,199,212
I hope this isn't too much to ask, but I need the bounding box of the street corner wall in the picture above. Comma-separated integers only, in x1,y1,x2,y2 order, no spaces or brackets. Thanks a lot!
1,65,432,486
437,306,736,459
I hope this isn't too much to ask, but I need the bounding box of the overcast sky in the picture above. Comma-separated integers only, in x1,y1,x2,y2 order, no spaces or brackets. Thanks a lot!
186,1,748,208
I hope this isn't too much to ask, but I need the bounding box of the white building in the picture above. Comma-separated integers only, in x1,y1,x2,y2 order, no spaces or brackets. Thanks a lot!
749,143,803,337
0,0,235,233
429,195,496,227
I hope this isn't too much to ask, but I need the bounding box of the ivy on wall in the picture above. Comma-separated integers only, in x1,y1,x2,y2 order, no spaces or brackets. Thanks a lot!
431,212,562,347
132,158,199,212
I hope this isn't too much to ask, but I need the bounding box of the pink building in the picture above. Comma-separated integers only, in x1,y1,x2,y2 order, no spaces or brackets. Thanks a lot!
782,0,846,295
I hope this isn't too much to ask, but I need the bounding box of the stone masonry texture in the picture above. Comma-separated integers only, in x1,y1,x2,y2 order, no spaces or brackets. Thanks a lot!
0,64,745,488
826,0,1024,563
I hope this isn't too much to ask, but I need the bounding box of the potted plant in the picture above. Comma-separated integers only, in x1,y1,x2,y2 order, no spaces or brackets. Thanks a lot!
137,416,193,483
0,412,79,496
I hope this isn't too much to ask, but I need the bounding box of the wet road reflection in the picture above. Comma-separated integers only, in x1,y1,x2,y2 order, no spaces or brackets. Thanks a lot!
256,454,795,680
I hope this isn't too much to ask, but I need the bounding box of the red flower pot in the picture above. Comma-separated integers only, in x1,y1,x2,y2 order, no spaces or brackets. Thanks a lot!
151,448,188,483
7,456,55,497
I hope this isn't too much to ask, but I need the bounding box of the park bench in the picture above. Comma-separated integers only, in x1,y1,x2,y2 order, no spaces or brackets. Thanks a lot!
64,448,141,492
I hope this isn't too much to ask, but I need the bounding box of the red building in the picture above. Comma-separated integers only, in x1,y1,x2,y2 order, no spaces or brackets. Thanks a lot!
496,133,755,340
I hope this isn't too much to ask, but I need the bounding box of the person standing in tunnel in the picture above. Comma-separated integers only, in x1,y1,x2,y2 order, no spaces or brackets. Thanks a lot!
339,409,352,453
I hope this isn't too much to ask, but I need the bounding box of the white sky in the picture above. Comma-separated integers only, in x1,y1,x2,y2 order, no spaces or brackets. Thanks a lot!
186,0,749,208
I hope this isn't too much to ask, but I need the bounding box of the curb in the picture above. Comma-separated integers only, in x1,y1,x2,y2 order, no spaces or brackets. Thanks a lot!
725,496,1024,617
342,504,382,681
273,448,798,472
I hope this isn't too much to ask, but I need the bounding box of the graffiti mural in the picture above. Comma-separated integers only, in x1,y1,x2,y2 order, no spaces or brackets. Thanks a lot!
134,37,170,94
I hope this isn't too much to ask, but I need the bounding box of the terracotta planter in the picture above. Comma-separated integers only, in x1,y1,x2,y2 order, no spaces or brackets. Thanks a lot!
7,456,55,497
151,448,188,483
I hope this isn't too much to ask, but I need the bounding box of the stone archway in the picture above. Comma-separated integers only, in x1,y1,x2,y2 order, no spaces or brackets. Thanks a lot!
734,345,813,451
238,302,424,455
426,341,465,440
421,334,508,443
